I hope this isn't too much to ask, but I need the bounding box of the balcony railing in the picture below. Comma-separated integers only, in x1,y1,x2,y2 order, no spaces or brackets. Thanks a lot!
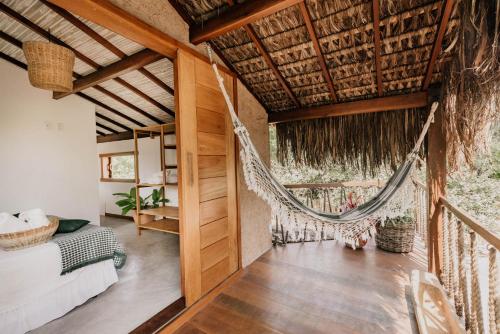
412,179,499,333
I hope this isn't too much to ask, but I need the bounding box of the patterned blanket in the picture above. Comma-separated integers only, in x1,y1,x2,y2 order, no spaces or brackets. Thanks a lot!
51,225,126,275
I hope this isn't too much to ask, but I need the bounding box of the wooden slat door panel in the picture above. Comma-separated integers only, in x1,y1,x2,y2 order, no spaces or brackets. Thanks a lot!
177,50,239,306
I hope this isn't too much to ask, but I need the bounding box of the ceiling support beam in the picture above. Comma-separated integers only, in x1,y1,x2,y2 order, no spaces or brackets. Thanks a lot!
268,92,428,123
190,0,302,44
76,92,146,127
244,24,300,107
96,130,106,136
94,112,132,132
96,122,119,134
422,0,454,90
1,2,171,119
54,49,162,99
40,0,174,96
97,127,175,143
298,2,337,102
372,0,383,96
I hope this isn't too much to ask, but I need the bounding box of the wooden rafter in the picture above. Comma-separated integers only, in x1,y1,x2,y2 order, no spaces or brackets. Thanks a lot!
422,0,454,90
53,48,162,99
97,128,174,143
96,122,119,134
190,0,302,44
372,0,383,96
94,111,132,132
244,24,300,107
0,2,173,119
298,2,337,102
268,92,428,123
76,92,146,127
40,0,174,96
96,130,106,136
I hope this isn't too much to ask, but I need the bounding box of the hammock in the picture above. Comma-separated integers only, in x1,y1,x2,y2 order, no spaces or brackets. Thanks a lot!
208,50,437,246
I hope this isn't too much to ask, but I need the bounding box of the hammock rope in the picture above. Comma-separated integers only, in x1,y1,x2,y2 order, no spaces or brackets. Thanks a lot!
206,46,437,246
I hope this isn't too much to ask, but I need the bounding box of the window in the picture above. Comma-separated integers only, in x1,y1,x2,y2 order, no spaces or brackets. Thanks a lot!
99,151,135,182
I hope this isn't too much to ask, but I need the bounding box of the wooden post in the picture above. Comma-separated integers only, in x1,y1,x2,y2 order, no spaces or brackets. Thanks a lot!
426,103,446,276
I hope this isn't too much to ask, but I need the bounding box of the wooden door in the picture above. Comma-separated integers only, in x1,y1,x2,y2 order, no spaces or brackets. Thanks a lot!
176,50,239,306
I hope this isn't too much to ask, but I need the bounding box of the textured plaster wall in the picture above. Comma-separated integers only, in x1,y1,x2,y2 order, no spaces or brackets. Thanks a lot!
109,0,272,267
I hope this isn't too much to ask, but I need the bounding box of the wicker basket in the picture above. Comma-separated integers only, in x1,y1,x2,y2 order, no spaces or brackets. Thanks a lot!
0,216,59,251
23,41,75,92
376,216,415,253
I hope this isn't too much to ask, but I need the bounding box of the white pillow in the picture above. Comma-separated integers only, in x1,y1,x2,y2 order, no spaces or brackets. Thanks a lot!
0,213,31,234
19,209,50,228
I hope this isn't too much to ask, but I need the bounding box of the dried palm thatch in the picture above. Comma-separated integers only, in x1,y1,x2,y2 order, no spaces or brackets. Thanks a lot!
442,0,500,170
276,108,428,176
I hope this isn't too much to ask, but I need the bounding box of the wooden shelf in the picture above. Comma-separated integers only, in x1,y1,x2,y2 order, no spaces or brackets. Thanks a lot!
137,183,178,188
139,218,179,234
137,183,163,188
140,206,179,219
165,165,177,169
164,144,176,149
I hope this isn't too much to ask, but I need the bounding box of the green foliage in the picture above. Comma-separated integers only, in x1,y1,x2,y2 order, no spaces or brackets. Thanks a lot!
113,187,169,215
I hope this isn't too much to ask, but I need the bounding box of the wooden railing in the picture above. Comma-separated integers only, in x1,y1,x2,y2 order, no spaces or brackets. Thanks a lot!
439,196,499,334
283,180,384,213
414,176,499,333
413,179,428,247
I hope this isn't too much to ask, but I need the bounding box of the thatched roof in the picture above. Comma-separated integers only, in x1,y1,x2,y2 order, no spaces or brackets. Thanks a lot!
172,0,498,172
0,0,175,137
173,0,457,112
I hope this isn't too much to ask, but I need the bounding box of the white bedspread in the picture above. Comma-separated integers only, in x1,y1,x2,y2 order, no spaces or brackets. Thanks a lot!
0,242,118,334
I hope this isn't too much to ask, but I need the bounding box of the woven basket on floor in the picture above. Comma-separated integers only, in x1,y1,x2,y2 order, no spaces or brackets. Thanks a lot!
0,216,59,251
23,41,75,92
376,216,415,253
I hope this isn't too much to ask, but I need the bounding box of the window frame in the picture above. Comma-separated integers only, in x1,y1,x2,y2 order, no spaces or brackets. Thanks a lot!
99,151,135,183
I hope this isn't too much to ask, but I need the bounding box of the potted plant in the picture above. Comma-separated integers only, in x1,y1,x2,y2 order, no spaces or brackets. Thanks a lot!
113,188,169,226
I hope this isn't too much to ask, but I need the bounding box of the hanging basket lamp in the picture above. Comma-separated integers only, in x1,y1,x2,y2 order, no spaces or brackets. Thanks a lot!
23,41,75,92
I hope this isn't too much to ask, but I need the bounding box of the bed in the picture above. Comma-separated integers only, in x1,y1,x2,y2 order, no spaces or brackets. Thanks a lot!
0,225,125,334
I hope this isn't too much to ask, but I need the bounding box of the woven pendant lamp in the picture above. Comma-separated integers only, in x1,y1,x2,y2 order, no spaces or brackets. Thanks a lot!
23,41,75,92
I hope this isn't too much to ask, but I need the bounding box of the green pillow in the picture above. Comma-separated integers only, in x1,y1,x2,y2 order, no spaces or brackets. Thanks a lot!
56,219,90,233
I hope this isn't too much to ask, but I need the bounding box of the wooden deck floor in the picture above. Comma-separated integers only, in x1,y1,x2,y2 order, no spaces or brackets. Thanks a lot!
174,239,427,334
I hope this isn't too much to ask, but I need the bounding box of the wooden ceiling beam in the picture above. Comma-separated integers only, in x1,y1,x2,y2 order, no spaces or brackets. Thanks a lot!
190,0,303,44
372,0,383,96
422,0,454,90
94,111,132,132
75,92,146,127
97,127,175,143
268,92,429,124
96,130,106,136
53,49,162,99
298,2,337,102
1,2,171,120
40,0,174,96
113,77,175,117
96,122,119,134
91,85,163,124
244,24,300,107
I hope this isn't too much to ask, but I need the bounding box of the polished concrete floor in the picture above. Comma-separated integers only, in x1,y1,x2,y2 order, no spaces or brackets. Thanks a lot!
31,216,181,334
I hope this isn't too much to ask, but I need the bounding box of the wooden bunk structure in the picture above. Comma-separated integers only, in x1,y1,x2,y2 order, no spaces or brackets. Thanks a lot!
133,122,180,235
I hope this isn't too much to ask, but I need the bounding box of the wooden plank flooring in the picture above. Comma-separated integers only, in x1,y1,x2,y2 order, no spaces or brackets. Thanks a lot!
174,239,427,334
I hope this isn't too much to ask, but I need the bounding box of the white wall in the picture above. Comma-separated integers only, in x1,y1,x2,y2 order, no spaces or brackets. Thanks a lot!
0,61,100,223
97,135,178,216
